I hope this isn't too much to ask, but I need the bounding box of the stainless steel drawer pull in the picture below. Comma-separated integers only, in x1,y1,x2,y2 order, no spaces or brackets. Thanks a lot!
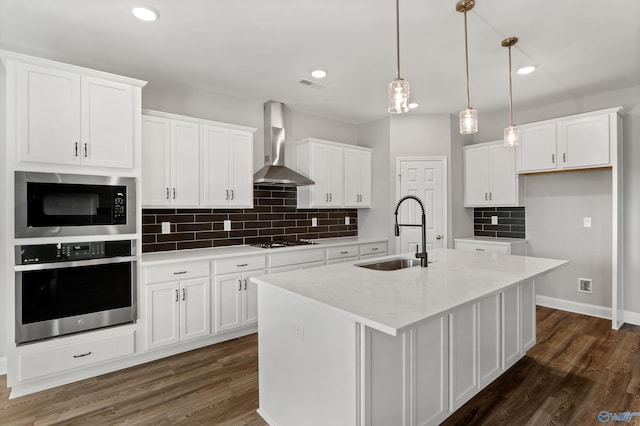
173,188,176,199
238,280,242,291
371,247,379,251
340,251,349,255
173,271,187,275
243,279,247,290
563,153,566,163
475,248,485,251
74,142,79,157
166,188,170,199
175,289,179,301
73,351,92,359
182,288,186,301
84,143,88,158
237,263,248,267
552,153,555,163
230,189,234,200
226,190,229,200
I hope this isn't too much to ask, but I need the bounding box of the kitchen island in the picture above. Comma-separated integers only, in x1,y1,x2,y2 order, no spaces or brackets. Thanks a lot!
252,248,567,426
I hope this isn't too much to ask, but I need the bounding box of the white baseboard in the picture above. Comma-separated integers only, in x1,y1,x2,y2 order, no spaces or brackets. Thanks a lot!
536,295,612,320
623,310,640,326
0,356,6,375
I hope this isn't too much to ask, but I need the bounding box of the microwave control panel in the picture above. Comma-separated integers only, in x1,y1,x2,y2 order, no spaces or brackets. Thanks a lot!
113,190,126,222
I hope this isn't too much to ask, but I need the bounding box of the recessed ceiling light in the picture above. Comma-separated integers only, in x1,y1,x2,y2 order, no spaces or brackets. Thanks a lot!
132,7,158,21
408,102,419,109
310,69,327,79
517,65,537,75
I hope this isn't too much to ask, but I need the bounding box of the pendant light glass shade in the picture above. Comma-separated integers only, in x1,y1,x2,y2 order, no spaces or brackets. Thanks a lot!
388,0,410,114
457,0,478,134
502,37,519,147
504,125,520,147
389,78,410,114
459,107,478,134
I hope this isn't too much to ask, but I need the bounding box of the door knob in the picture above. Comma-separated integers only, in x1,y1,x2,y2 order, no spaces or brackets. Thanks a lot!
435,235,442,240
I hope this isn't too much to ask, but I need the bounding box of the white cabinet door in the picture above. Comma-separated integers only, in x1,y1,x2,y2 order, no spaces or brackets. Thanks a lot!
327,146,344,207
146,282,180,349
558,114,610,169
17,62,81,165
478,294,501,389
517,123,557,173
309,143,331,206
502,285,521,369
214,273,243,333
171,120,200,206
142,115,171,205
201,125,230,206
464,145,490,206
80,77,134,168
241,270,263,326
180,277,211,341
521,280,536,352
344,149,371,208
488,144,517,205
228,130,254,207
449,302,478,410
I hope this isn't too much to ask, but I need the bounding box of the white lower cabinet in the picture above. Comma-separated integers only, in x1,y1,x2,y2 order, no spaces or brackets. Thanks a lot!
326,245,359,264
449,302,478,410
213,255,266,333
144,261,211,350
359,241,388,260
477,293,502,390
454,238,527,256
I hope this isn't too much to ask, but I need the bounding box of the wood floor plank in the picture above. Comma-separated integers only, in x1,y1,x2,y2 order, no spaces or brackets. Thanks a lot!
2,308,640,425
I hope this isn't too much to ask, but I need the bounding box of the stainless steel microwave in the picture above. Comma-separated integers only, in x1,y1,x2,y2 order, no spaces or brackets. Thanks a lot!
15,172,136,238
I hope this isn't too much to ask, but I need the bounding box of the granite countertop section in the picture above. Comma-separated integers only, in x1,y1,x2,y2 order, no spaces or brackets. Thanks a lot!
140,236,389,266
454,236,528,245
251,248,567,336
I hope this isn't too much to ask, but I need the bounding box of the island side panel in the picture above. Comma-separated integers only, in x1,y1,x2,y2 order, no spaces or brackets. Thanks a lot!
257,283,358,426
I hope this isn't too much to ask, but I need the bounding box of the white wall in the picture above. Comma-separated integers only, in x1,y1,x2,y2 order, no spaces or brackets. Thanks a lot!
472,84,640,315
0,62,7,368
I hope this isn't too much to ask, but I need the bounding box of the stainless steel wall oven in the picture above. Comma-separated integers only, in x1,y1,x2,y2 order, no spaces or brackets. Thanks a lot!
15,171,136,238
15,240,137,344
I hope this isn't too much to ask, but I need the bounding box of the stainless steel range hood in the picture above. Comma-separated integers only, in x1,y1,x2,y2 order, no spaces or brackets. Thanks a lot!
253,101,314,186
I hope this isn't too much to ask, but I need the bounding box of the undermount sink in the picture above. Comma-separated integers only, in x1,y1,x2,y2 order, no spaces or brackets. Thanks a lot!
356,257,424,271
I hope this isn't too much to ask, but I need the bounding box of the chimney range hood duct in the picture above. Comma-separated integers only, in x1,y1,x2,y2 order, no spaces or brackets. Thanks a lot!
253,101,314,186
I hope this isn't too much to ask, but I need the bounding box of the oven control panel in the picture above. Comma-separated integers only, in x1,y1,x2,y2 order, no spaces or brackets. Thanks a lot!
19,240,131,264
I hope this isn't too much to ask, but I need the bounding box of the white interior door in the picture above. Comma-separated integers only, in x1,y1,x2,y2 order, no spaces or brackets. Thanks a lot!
396,158,446,254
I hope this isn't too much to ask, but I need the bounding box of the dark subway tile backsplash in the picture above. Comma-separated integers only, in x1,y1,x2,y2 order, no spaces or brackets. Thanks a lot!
142,185,358,253
473,207,525,239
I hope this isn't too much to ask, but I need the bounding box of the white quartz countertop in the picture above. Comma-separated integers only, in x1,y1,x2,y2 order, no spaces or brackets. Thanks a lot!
139,236,388,266
454,236,528,245
251,248,567,336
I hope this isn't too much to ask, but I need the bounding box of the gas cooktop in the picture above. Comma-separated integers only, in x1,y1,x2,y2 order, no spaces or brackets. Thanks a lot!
251,239,316,249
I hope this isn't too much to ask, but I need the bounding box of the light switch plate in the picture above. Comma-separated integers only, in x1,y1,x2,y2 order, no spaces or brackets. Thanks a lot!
312,217,318,227
161,222,170,234
491,216,498,225
223,220,231,231
345,216,350,225
583,217,592,228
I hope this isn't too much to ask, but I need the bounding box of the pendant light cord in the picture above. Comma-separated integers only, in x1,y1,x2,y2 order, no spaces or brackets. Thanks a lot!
464,11,470,109
508,44,514,126
396,0,401,79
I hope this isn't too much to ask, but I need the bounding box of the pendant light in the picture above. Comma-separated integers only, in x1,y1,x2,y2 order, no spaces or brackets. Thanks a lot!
456,0,478,134
388,0,409,113
502,37,520,147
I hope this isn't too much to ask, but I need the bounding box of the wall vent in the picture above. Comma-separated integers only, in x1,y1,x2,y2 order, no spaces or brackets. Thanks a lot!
298,79,326,90
578,278,593,294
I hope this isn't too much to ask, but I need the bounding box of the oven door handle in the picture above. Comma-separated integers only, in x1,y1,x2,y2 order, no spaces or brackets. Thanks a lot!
15,255,137,271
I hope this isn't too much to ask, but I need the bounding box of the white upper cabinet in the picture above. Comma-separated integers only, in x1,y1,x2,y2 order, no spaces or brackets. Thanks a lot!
516,109,618,174
344,148,372,208
142,110,256,208
13,59,143,169
464,141,523,207
296,138,371,209
142,114,199,206
201,125,254,208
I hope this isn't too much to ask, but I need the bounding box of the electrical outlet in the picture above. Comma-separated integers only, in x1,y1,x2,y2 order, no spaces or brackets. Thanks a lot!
223,220,231,231
491,216,498,225
312,217,318,227
578,278,592,293
345,216,350,225
583,217,592,228
161,222,170,234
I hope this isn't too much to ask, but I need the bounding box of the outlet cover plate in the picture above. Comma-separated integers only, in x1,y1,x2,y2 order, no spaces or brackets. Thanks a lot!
223,220,231,231
161,222,170,234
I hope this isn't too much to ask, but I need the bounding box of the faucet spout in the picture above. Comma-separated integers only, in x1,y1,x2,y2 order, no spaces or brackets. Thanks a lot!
394,195,428,267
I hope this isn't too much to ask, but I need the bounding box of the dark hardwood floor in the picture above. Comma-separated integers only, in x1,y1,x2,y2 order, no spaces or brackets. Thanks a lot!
1,307,639,425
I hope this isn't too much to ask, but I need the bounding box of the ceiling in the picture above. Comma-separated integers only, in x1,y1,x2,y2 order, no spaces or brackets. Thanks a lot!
1,0,638,125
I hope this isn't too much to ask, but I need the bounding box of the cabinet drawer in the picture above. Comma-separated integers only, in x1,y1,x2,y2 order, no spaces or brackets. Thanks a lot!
455,241,510,255
145,261,210,284
19,330,135,381
326,245,359,260
360,241,388,256
214,255,266,275
269,248,325,268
